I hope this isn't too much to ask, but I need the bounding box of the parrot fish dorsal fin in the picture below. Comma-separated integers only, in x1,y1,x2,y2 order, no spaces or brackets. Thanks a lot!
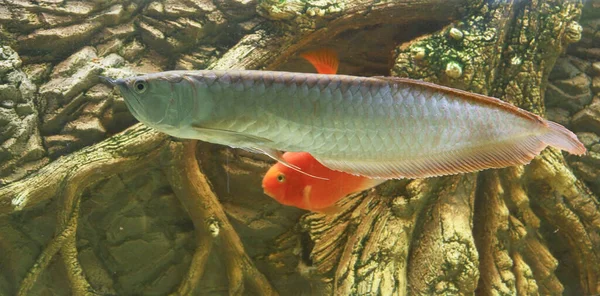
301,48,339,75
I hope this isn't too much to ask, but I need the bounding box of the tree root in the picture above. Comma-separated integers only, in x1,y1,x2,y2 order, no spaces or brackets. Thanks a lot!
163,141,216,295
164,141,277,296
17,199,80,296
60,232,93,296
11,134,279,295
407,175,479,295
11,125,168,295
16,187,94,296
473,170,518,295
56,187,93,295
0,126,168,215
301,179,443,295
527,150,600,294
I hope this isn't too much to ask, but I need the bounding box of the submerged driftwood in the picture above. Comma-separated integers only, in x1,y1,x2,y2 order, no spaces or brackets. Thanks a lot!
0,0,599,295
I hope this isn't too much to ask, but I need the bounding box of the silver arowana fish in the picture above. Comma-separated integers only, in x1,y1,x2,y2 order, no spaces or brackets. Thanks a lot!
104,70,586,179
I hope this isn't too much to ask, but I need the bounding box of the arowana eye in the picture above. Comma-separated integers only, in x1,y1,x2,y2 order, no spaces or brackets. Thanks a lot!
277,174,285,182
133,79,148,94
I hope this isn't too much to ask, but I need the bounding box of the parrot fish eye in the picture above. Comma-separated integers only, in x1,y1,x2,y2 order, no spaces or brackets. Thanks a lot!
277,173,286,183
133,79,148,94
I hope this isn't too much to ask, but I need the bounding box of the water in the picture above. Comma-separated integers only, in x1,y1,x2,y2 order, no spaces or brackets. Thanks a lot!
0,0,599,295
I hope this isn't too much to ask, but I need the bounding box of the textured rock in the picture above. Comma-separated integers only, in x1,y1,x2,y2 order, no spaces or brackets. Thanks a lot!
214,0,258,20
0,46,45,184
553,73,591,95
592,62,600,75
51,46,98,78
85,83,113,102
40,12,73,27
74,170,196,295
145,1,165,16
93,22,137,44
108,233,174,277
18,43,138,162
99,53,125,68
100,98,137,133
238,18,261,32
18,22,103,59
569,55,592,74
545,82,593,113
62,115,107,144
187,0,218,13
0,1,595,296
44,134,79,158
572,97,600,134
92,4,131,26
546,60,593,113
97,38,124,57
139,20,170,52
546,107,571,127
77,248,116,294
119,39,145,61
22,63,51,84
225,202,289,241
176,18,206,40
175,47,219,70
0,5,10,23
163,0,200,17
569,133,600,192
39,50,126,135
106,215,152,245
593,76,600,93
133,0,231,56
40,64,103,129
0,221,48,295
1,7,42,31
574,47,600,59
0,47,22,76
44,1,96,16
40,93,88,135
550,57,586,80
82,99,110,117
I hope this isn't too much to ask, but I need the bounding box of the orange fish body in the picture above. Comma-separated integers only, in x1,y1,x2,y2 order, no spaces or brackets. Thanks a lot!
262,49,384,213
262,152,384,212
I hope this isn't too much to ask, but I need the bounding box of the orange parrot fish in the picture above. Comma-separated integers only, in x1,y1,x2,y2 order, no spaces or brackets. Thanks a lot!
261,49,385,213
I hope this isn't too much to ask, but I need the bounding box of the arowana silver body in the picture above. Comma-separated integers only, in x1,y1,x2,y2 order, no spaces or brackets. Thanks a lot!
107,70,586,179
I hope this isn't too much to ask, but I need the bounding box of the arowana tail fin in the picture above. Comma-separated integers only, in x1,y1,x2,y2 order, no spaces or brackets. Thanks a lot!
540,121,586,155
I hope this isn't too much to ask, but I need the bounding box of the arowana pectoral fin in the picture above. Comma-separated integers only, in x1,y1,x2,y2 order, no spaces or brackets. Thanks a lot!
190,125,329,180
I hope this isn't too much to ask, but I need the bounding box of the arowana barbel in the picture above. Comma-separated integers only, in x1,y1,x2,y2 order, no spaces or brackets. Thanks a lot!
104,70,586,179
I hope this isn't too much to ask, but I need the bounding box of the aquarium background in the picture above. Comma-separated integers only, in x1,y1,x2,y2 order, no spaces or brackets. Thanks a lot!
0,0,599,295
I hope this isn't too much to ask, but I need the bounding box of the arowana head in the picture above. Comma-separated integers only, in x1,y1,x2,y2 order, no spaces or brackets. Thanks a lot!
100,72,196,132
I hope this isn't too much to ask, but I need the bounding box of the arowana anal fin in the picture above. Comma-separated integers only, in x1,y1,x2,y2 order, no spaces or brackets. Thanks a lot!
314,132,578,179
